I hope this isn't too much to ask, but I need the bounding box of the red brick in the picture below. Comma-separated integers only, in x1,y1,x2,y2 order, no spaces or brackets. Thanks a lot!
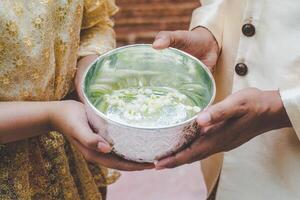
115,0,200,46
116,2,199,18
117,0,198,6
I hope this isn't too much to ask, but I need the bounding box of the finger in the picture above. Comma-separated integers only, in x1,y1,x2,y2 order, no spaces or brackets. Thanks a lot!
155,136,215,169
152,31,171,49
98,153,155,171
197,94,247,127
72,139,154,171
72,120,112,153
200,114,252,152
152,30,188,50
97,141,112,153
156,108,252,169
156,118,242,169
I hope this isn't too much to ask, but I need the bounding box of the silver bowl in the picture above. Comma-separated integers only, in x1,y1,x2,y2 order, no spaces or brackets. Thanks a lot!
82,44,216,163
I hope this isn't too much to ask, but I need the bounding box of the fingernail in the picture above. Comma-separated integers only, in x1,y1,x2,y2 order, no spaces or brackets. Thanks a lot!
197,112,211,126
97,142,112,153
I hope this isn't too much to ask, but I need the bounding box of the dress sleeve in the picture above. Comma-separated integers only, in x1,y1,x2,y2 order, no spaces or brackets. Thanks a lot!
78,0,119,57
280,88,300,139
189,0,226,50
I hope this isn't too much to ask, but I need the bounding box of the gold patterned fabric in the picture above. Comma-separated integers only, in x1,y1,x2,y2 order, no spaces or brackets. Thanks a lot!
0,0,120,199
0,0,118,101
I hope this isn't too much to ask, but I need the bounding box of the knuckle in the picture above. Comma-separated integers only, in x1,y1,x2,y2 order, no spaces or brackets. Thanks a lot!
237,96,249,106
156,31,170,38
83,137,97,149
210,107,225,122
235,96,251,114
172,31,190,49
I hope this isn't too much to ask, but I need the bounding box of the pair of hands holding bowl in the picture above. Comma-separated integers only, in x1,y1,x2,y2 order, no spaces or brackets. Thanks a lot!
69,27,291,171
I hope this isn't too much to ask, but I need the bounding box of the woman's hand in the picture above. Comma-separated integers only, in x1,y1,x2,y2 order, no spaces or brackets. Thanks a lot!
50,100,154,171
152,27,219,72
49,100,111,153
155,88,292,169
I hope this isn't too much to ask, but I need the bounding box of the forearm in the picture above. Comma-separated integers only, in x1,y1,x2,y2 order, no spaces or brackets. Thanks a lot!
0,101,58,144
75,55,98,101
262,90,292,130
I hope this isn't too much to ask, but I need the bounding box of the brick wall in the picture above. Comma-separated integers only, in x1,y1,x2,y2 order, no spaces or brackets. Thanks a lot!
114,0,200,46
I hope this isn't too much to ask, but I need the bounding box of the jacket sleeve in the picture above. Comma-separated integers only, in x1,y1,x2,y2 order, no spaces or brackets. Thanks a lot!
190,0,226,50
78,0,118,57
280,88,300,139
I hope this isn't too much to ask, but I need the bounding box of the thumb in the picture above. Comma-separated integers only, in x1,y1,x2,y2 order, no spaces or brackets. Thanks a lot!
197,95,246,127
152,30,188,50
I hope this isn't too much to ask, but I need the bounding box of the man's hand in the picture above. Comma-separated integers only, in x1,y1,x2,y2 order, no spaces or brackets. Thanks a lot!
152,27,219,72
155,88,292,169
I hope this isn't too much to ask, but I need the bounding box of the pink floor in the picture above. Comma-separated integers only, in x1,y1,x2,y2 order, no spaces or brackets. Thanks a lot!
107,163,207,200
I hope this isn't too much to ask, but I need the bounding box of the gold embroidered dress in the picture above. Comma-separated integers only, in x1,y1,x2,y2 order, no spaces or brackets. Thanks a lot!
0,0,119,199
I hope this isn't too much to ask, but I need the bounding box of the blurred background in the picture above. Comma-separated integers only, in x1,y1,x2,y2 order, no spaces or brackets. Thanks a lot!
115,0,200,46
107,1,207,200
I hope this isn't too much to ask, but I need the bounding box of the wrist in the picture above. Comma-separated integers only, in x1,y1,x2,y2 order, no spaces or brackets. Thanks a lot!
193,26,219,52
47,101,76,132
264,90,292,129
75,55,98,88
46,101,61,132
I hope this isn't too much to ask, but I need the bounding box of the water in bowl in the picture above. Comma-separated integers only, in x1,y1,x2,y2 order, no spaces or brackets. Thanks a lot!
86,68,210,128
94,86,201,127
85,46,214,128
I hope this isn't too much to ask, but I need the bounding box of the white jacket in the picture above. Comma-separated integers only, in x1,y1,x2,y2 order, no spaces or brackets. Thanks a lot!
191,0,300,199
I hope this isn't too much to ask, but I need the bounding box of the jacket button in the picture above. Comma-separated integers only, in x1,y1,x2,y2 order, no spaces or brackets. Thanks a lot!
235,63,248,76
242,23,255,37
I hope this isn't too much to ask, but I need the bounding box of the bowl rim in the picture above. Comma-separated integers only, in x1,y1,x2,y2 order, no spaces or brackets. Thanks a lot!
81,44,216,130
